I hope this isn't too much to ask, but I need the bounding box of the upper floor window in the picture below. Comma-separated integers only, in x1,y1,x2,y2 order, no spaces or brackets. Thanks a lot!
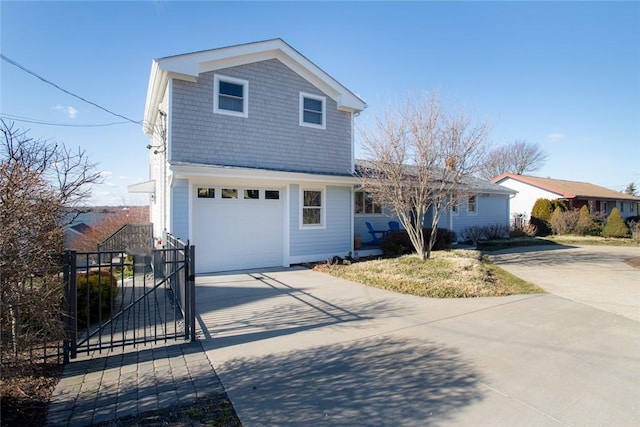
355,191,382,214
299,92,326,129
467,195,477,215
214,75,248,118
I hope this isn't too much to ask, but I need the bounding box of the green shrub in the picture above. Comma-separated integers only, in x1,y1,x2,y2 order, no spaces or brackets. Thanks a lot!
550,200,567,212
531,198,553,221
530,198,553,236
602,208,631,238
76,270,118,328
384,228,456,256
575,205,593,235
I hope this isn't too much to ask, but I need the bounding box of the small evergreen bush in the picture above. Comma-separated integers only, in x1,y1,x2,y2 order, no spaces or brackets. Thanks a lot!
76,270,118,328
602,208,631,238
575,205,593,235
531,198,553,221
530,198,552,236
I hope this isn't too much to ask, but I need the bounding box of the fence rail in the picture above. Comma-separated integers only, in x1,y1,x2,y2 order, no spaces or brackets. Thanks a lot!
97,223,154,254
61,238,195,362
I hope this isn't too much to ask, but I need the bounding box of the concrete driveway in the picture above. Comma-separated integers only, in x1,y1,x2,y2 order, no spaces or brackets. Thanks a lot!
490,244,640,322
195,261,640,426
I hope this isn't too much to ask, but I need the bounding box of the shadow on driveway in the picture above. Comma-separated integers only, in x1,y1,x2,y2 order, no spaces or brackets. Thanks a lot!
220,335,483,426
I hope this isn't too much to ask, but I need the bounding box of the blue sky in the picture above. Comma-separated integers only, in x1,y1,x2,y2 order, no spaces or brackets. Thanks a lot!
1,1,639,205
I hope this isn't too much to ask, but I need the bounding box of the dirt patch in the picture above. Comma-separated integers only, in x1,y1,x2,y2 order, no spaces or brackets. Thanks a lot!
624,257,640,269
0,362,63,427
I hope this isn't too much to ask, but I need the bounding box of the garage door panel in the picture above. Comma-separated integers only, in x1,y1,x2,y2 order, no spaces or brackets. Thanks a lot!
193,188,284,273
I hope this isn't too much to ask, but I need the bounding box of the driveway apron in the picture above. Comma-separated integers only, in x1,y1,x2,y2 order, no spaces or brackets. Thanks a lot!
196,264,640,426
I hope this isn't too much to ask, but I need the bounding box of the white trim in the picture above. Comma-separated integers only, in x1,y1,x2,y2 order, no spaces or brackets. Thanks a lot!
128,180,156,193
299,186,326,229
213,74,249,118
170,162,358,185
284,184,291,267
299,92,326,129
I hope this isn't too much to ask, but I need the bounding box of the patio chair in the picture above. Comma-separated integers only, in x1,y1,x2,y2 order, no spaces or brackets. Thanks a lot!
366,222,387,244
388,221,400,231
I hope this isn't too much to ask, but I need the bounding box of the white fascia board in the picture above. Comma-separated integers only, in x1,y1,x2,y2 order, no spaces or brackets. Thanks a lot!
170,163,358,186
128,180,156,193
152,39,366,114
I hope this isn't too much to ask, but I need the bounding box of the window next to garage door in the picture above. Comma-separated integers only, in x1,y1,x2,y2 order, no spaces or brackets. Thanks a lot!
301,188,325,228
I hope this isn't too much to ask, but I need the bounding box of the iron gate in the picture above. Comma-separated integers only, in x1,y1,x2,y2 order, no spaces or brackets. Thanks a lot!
62,235,195,362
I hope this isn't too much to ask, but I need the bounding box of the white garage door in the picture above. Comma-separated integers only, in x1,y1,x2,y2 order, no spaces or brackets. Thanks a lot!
192,186,284,273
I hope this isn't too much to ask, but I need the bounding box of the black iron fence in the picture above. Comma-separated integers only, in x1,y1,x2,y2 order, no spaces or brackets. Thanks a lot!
62,236,195,362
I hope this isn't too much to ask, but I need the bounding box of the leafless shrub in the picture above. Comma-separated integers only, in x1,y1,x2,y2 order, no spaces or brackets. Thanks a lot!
629,221,640,241
510,221,538,237
549,209,580,235
1,120,100,366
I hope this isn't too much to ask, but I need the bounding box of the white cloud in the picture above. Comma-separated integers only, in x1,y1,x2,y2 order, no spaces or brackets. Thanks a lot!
547,133,566,142
52,105,79,119
99,170,113,178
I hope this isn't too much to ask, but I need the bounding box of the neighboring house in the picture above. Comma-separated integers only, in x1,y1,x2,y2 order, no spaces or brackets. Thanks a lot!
130,39,516,273
64,222,92,249
492,173,640,221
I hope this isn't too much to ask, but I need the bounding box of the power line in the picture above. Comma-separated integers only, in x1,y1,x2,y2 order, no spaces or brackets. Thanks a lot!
0,53,143,126
0,113,131,128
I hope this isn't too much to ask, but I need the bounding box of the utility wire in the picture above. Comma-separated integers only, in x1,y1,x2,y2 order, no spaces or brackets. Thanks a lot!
0,113,131,128
0,53,143,126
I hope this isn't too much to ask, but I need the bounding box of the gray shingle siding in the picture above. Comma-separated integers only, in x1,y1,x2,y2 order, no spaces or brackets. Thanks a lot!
171,59,353,175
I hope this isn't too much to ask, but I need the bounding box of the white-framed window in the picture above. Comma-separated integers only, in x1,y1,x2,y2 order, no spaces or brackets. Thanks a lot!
467,195,477,215
355,191,382,214
214,75,248,118
299,92,326,129
300,188,325,228
197,188,215,198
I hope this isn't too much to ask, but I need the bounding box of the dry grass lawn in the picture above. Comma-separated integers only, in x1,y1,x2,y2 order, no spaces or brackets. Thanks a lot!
314,250,543,298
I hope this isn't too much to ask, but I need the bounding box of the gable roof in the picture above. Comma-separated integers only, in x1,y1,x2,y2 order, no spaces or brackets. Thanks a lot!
492,173,640,201
144,38,366,134
355,160,516,196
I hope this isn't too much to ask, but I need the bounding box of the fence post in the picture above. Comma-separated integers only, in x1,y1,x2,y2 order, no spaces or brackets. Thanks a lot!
62,250,78,361
188,244,196,341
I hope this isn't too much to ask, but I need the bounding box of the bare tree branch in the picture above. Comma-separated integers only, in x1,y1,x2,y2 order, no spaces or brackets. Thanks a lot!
359,93,488,260
480,139,548,180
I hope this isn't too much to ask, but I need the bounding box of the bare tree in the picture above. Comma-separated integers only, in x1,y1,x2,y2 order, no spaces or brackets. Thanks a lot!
480,140,549,180
359,93,489,260
0,120,101,361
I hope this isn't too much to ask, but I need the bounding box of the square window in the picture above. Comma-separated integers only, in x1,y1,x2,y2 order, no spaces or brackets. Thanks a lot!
214,75,248,118
354,191,381,214
222,189,237,199
265,190,280,200
299,92,325,129
244,189,259,200
197,188,215,198
302,189,323,226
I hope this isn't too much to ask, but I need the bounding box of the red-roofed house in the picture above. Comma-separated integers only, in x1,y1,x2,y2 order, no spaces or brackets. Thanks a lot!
492,173,640,221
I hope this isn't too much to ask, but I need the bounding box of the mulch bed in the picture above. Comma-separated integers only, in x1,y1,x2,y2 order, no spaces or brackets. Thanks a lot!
1,362,63,427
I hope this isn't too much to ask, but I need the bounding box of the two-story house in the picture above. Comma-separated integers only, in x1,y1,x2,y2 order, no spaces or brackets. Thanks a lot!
130,39,517,273
130,39,366,273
